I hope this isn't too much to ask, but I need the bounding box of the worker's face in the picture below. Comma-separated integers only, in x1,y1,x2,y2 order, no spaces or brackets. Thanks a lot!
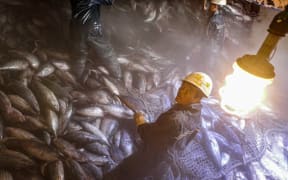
175,82,202,105
209,4,218,12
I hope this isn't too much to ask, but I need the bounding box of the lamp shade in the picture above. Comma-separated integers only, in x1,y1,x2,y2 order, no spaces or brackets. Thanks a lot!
236,55,275,80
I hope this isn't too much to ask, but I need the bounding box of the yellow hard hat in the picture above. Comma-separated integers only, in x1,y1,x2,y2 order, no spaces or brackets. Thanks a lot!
183,72,213,97
211,0,227,6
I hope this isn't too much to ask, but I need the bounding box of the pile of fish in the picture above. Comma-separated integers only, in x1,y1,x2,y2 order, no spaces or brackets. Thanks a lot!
0,1,179,179
0,0,287,179
199,98,288,179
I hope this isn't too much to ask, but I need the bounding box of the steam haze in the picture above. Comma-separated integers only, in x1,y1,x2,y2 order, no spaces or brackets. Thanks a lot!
102,2,288,118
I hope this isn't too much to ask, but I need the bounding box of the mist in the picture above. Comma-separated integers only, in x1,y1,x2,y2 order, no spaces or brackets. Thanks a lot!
101,2,288,118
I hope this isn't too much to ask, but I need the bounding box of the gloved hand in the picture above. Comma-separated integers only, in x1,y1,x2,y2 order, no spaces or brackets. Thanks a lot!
134,112,146,126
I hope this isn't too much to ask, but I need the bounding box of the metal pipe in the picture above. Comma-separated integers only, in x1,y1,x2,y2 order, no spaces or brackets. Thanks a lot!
256,33,281,61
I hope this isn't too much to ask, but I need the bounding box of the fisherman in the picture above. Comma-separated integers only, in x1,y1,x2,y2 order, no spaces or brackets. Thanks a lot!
203,0,227,86
206,0,226,54
103,72,214,179
69,0,122,82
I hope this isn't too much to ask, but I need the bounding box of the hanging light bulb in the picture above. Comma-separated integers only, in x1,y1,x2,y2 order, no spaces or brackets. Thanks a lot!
219,5,288,116
219,60,273,116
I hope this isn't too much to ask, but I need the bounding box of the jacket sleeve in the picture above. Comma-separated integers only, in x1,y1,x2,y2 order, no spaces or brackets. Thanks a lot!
137,111,181,147
71,0,113,24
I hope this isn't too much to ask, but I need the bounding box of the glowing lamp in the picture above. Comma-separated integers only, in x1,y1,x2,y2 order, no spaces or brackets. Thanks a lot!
219,6,288,116
219,60,273,116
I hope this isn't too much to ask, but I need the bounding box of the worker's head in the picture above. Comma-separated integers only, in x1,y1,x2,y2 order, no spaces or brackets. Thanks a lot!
175,72,213,105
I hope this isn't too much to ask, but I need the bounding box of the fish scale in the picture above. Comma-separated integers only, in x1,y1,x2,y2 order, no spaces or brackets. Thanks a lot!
7,94,37,115
44,160,65,180
201,128,222,171
7,81,40,113
30,79,60,112
214,121,242,145
0,148,36,169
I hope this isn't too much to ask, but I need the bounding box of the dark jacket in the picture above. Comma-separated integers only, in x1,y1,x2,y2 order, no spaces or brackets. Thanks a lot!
138,103,201,152
70,0,113,24
104,103,202,180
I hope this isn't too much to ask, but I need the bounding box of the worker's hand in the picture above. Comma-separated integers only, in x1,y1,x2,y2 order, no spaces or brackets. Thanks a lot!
134,112,146,126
